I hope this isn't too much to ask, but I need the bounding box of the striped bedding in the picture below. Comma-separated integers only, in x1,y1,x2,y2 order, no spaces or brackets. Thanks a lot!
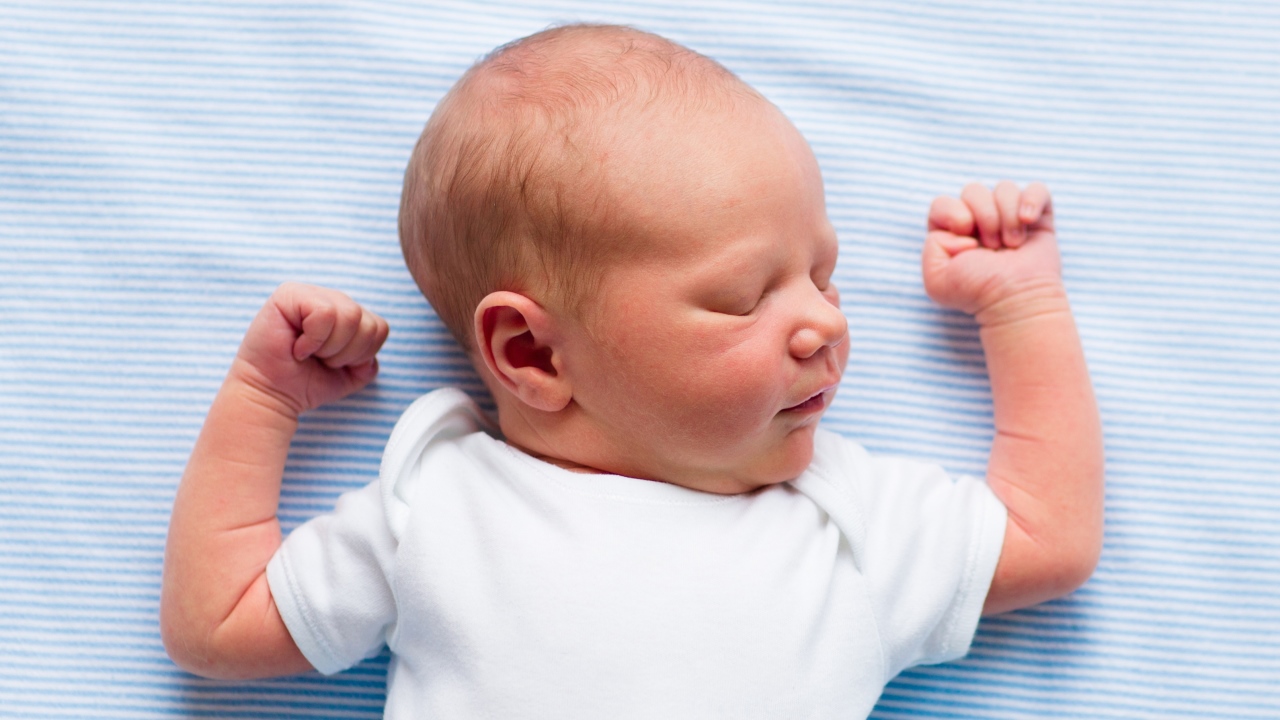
2,1,1277,717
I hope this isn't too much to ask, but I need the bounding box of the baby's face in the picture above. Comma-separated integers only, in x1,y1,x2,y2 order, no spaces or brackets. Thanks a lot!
561,98,849,493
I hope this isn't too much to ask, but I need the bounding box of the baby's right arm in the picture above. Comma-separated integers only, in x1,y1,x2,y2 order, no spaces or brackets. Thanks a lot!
160,283,388,679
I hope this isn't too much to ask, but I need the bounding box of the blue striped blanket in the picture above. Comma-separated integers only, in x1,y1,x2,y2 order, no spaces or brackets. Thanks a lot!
2,1,1277,717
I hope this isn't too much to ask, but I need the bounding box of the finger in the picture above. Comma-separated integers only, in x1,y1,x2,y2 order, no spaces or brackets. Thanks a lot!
994,180,1024,248
926,229,980,258
961,183,1000,249
921,231,979,309
347,358,379,386
920,232,952,304
336,317,390,392
276,283,356,361
292,301,336,361
1020,181,1055,232
312,303,364,366
928,195,975,237
325,311,389,368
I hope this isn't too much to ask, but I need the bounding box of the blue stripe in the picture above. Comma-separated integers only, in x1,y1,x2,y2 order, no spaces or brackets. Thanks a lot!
4,0,1280,718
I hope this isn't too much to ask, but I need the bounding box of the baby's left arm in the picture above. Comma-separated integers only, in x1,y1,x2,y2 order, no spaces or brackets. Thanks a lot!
922,182,1104,615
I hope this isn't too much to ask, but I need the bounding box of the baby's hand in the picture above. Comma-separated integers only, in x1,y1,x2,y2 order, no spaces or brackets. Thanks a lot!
922,182,1064,324
230,282,390,417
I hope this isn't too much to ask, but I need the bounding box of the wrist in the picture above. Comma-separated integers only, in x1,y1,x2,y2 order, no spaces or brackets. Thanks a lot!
224,358,306,427
974,278,1072,330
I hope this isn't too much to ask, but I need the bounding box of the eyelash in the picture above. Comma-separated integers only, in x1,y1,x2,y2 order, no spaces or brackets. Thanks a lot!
716,258,834,316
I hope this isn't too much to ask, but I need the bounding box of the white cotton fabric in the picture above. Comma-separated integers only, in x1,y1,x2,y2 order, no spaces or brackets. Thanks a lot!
267,388,1006,719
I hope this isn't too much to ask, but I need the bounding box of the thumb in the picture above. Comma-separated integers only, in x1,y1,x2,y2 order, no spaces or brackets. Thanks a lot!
921,231,977,304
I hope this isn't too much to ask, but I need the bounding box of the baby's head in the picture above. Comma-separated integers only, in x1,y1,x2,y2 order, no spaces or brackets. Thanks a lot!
400,24,755,350
400,24,849,493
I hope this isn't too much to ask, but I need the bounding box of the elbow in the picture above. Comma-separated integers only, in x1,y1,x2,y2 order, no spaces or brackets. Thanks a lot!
160,601,253,681
1050,529,1102,599
1066,465,1106,594
162,626,266,681
1045,459,1106,599
990,527,1102,616
988,487,1104,615
160,612,215,679
1045,494,1106,600
160,580,311,681
160,607,223,680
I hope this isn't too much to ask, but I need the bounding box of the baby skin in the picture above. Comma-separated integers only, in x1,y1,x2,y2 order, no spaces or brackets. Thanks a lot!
161,89,1103,679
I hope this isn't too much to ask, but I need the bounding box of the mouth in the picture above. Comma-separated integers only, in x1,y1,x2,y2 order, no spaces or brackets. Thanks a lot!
782,387,833,414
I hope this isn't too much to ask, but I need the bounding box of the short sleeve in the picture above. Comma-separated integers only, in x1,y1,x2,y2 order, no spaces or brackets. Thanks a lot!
266,479,398,675
264,388,491,676
799,429,1007,680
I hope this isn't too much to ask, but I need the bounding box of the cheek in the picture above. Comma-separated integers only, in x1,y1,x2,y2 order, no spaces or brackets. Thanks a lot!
663,331,784,435
609,322,780,427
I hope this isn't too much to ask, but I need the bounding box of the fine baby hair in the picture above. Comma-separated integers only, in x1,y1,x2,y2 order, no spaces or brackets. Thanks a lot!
399,23,761,351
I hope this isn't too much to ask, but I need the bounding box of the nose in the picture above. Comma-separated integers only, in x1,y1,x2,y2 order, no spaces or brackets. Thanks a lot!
789,285,848,359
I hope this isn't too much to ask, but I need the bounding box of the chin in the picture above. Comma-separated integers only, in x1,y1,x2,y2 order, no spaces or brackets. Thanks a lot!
679,427,820,495
755,425,819,487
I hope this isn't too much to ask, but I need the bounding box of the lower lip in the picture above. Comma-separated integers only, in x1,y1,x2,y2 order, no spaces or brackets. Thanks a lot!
783,392,826,414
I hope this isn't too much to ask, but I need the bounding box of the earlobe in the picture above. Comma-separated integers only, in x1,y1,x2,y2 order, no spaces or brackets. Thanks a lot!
474,292,573,412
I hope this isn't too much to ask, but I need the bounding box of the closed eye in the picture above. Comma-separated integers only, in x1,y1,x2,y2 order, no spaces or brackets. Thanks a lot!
702,283,765,316
715,294,761,316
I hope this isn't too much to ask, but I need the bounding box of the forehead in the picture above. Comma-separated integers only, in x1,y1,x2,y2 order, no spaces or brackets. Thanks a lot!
596,97,826,260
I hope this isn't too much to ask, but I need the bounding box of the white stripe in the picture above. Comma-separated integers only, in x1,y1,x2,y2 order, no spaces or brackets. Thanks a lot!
3,0,1279,718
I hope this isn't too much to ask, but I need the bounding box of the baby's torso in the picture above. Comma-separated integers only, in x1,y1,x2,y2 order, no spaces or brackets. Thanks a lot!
268,389,1005,720
385,432,884,718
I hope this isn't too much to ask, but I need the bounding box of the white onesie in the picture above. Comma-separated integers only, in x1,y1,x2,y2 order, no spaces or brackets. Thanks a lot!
267,388,1006,719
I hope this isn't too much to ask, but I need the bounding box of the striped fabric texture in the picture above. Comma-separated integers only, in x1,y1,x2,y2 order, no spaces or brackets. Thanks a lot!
2,1,1278,717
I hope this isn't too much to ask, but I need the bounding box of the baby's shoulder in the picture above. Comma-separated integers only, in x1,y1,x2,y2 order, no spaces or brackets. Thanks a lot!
798,428,976,537
378,388,502,530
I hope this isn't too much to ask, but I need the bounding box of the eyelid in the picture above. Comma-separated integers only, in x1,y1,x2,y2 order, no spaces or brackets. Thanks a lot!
704,285,764,316
721,292,762,316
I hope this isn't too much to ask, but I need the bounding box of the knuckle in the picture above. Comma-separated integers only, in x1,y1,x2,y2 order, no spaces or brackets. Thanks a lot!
961,188,986,207
337,304,362,326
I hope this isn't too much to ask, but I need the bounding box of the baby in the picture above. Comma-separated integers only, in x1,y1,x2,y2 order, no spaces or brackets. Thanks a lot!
161,24,1104,718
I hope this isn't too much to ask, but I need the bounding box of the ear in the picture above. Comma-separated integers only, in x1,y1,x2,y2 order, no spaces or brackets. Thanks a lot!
473,291,573,412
